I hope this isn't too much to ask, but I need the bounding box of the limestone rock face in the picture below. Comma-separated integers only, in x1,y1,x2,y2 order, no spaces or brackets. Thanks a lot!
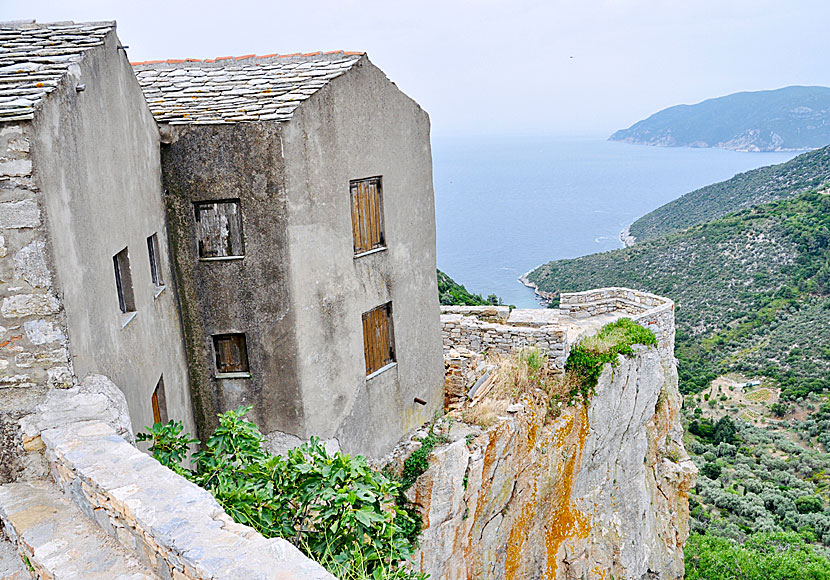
412,347,696,580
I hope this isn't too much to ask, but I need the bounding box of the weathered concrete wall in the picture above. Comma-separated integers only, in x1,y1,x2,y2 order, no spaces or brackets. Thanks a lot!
412,348,696,580
161,122,302,439
25,28,195,441
281,56,444,457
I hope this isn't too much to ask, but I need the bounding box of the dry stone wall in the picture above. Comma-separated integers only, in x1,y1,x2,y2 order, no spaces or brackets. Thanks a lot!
560,288,676,356
441,311,568,368
0,123,73,483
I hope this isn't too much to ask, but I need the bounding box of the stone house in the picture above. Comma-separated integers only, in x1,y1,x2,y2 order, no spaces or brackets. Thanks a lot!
0,19,443,465
0,20,197,473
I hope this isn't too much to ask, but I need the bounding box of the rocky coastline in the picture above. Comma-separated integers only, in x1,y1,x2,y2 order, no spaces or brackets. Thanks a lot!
518,272,556,306
620,224,636,247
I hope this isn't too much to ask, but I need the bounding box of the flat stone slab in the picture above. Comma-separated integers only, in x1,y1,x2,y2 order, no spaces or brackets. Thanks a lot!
0,480,158,580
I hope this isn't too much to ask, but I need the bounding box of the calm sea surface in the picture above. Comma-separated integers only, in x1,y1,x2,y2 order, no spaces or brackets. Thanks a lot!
433,135,799,309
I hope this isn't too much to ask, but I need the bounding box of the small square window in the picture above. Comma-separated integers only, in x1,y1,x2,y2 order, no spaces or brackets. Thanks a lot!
113,247,136,313
152,375,168,425
213,333,250,375
350,177,385,255
195,200,244,259
147,233,164,288
362,302,395,376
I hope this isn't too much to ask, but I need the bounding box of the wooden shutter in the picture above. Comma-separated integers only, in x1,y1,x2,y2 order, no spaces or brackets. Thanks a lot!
350,177,385,255
362,303,395,375
213,334,249,374
152,376,168,425
195,201,244,258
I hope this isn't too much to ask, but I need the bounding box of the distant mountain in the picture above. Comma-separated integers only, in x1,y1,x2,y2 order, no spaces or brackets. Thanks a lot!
610,86,830,152
628,146,830,242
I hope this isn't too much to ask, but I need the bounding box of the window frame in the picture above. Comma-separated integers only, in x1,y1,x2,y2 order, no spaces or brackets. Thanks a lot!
113,247,136,316
147,233,165,296
350,176,386,258
362,302,396,378
212,333,251,378
194,199,245,261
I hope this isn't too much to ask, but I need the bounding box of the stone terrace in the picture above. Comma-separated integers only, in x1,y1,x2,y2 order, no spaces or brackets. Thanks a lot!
440,287,675,369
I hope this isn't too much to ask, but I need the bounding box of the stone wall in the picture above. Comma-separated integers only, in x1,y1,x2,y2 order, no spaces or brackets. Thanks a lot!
0,123,73,483
560,288,676,356
3,370,336,580
440,310,568,368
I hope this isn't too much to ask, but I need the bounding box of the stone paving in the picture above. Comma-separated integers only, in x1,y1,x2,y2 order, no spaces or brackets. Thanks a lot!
0,480,158,579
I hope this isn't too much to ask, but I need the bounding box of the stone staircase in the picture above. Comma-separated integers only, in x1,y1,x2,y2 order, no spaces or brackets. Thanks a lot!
0,481,158,579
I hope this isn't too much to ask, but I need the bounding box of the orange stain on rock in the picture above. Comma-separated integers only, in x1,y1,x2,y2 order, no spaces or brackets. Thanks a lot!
543,406,591,580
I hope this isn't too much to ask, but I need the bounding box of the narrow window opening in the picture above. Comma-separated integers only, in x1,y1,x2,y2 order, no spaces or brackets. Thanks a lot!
147,233,164,288
152,375,168,425
194,200,244,259
213,333,250,375
350,177,385,256
362,302,395,376
113,247,136,313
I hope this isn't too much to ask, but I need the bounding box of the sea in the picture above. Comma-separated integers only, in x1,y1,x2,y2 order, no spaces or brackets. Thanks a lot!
433,134,800,309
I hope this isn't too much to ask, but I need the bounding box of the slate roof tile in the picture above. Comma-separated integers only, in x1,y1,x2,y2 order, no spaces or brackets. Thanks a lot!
132,52,363,124
0,20,113,121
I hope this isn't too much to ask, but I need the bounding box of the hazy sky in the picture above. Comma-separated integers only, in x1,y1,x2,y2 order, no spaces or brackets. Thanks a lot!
4,0,829,136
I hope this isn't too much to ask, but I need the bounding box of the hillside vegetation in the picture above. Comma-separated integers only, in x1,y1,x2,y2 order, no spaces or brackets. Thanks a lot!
610,86,830,152
437,269,503,306
526,191,830,398
629,146,830,242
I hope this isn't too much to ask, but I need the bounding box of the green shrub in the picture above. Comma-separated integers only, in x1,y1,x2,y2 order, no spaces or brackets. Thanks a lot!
564,318,657,401
685,531,830,580
141,406,425,580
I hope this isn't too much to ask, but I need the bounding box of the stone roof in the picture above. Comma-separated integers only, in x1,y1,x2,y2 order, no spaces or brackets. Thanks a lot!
132,52,364,125
0,21,114,122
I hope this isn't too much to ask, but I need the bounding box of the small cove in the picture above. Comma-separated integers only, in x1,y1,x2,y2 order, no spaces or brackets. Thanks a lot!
433,135,798,308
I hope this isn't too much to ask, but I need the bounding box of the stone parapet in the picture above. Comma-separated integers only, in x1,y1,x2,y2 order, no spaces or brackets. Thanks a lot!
440,312,568,368
40,420,335,580
560,288,675,354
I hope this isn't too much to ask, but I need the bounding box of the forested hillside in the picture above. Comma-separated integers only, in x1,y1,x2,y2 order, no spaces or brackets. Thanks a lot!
526,191,830,398
629,146,830,242
437,269,502,306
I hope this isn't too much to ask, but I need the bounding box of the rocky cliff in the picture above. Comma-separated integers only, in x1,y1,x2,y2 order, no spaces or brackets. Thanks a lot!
410,321,696,579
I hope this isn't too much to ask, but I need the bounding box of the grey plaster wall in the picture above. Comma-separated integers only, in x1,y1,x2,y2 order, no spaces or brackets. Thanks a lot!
28,29,196,441
160,123,302,439
282,57,444,457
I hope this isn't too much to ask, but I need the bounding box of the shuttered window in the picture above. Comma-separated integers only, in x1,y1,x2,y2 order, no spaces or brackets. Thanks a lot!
195,200,244,259
151,375,168,425
213,333,250,375
350,177,385,255
362,303,395,376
